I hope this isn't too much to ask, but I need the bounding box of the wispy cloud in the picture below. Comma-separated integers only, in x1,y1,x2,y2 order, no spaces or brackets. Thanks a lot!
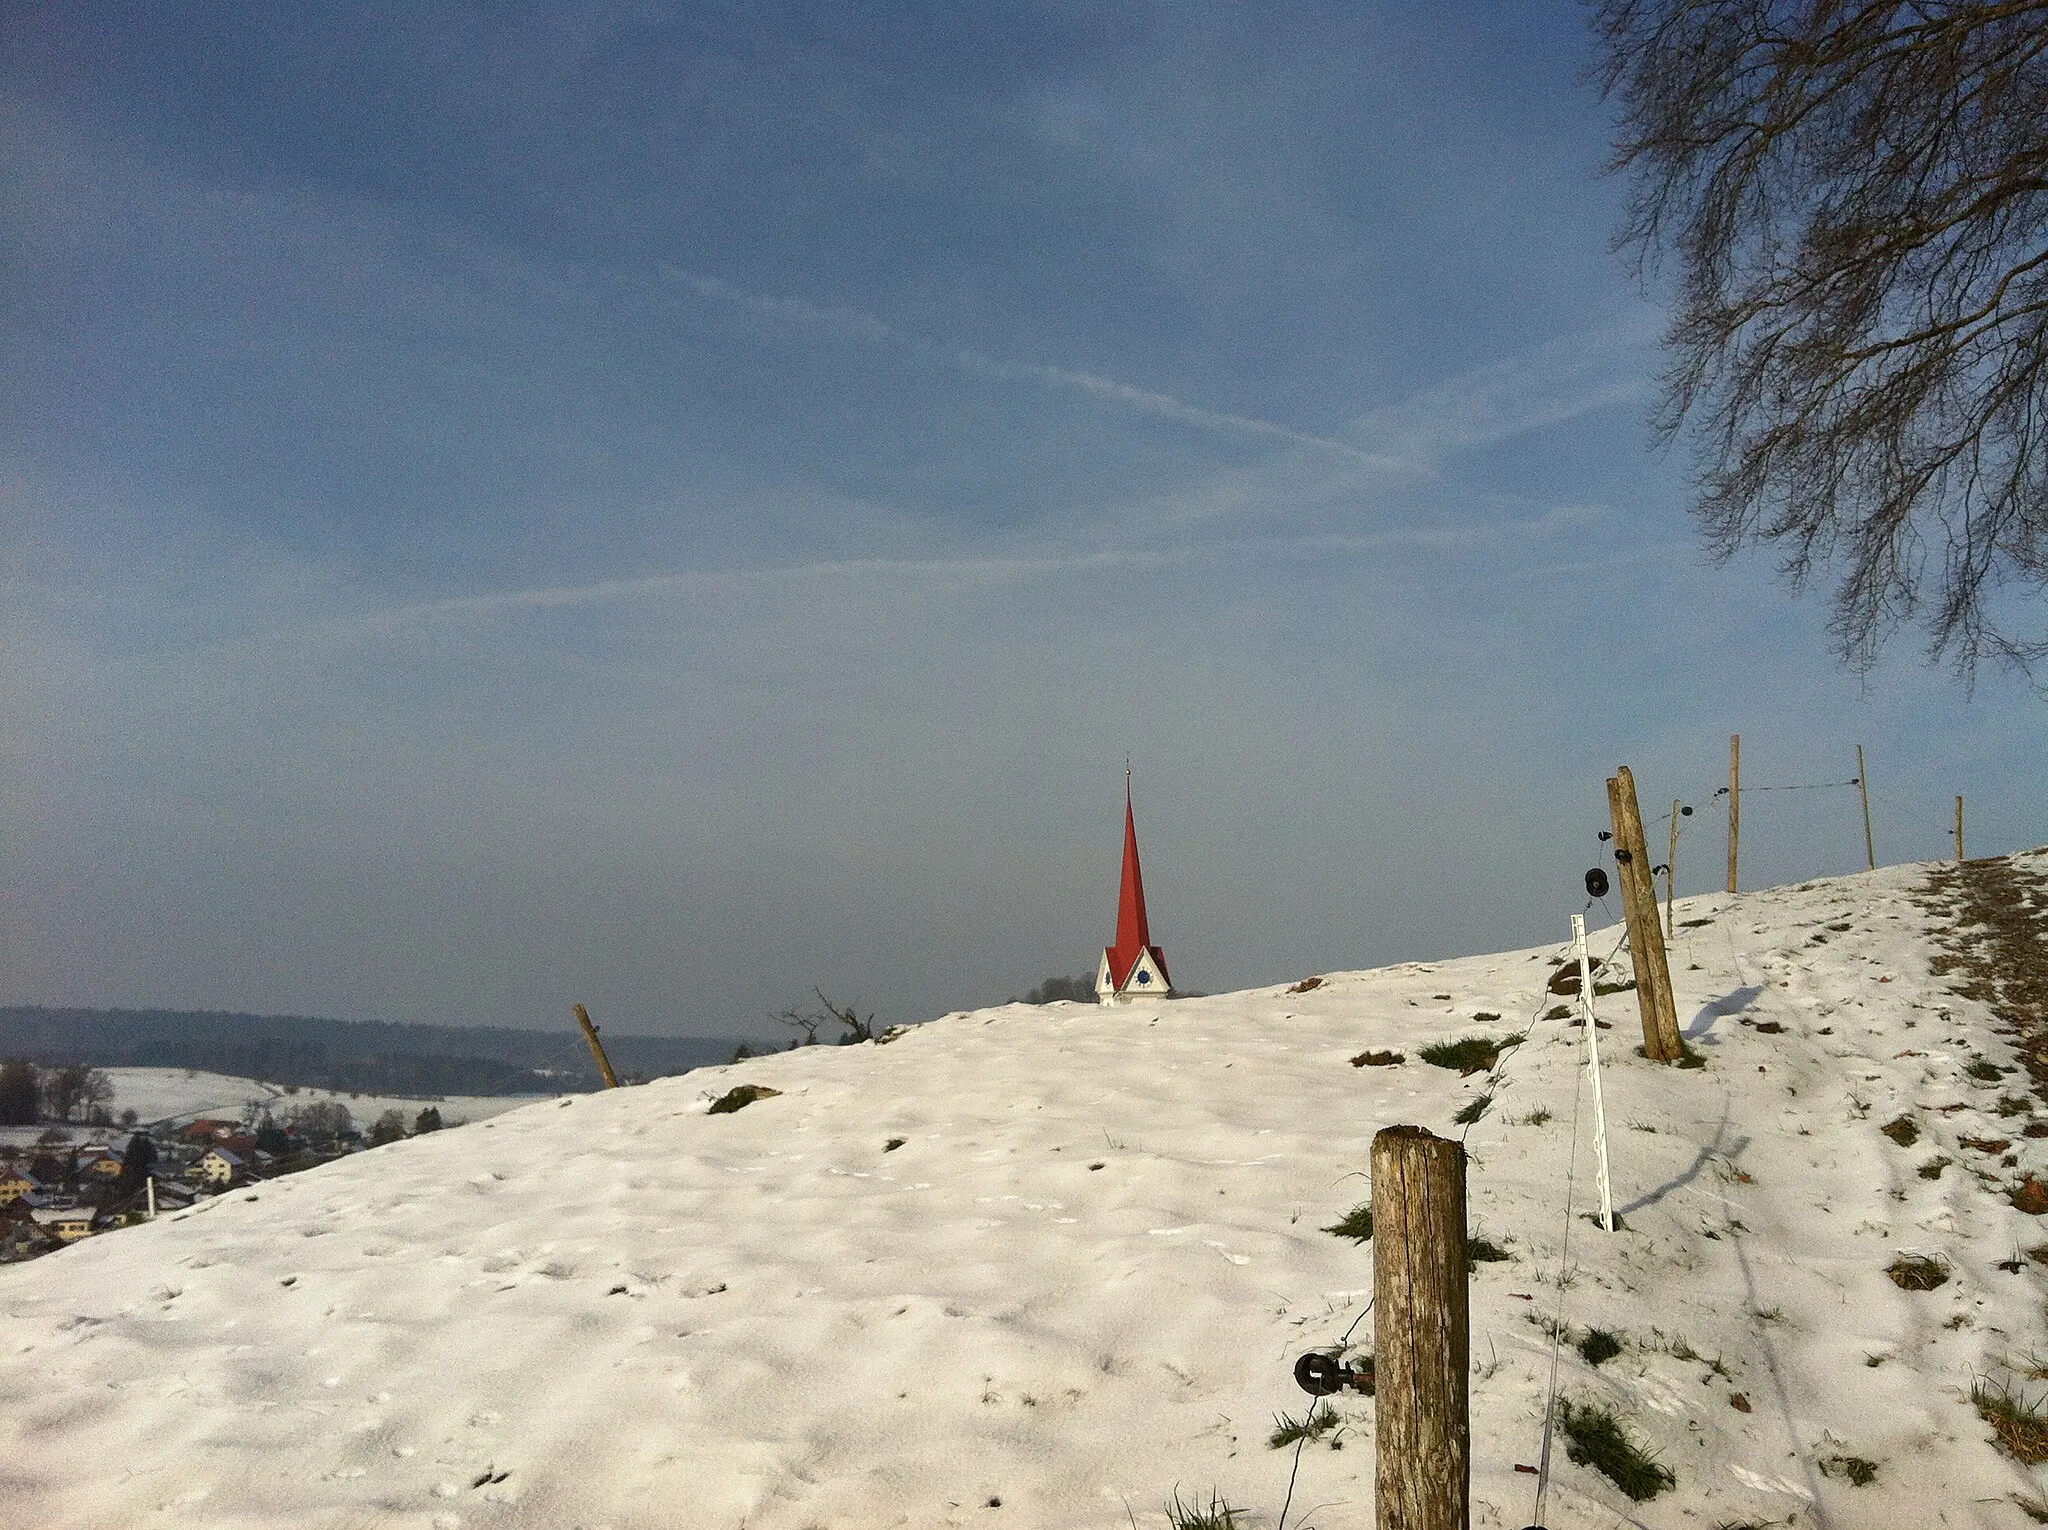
1343,320,1660,467
951,351,1397,465
339,503,1612,633
661,266,1397,466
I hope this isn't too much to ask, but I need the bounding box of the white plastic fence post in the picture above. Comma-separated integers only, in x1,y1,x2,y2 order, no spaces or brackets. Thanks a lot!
1574,913,1615,1233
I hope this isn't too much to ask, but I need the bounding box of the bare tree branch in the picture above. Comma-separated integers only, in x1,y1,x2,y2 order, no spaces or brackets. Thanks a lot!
1595,1,2048,676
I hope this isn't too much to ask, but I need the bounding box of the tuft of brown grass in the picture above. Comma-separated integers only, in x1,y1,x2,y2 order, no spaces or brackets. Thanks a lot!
707,1084,782,1115
1975,1380,2048,1463
1887,1254,1950,1290
1878,1115,1919,1146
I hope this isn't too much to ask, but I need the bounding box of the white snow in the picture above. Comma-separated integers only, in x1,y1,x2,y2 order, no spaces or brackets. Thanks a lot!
0,1070,542,1151
5,855,2046,1528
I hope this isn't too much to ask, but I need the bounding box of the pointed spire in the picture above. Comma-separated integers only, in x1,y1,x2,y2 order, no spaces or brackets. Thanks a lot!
1102,773,1171,998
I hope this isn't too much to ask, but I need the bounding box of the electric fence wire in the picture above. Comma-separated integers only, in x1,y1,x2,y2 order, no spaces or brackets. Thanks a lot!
1450,915,1623,1524
1279,909,1634,1529
1530,987,1592,1530
1275,1294,1375,1530
1455,937,1578,1147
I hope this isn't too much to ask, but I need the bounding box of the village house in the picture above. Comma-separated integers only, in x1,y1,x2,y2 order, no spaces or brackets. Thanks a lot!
31,1204,99,1243
0,1201,55,1261
0,1167,42,1205
79,1149,124,1181
195,1147,245,1187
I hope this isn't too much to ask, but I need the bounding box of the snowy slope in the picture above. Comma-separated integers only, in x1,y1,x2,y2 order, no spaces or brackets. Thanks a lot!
4,855,2046,1529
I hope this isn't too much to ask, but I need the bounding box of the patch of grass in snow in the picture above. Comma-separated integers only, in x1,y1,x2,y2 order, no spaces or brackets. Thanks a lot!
1268,1400,1343,1448
1918,1155,1952,1179
1466,1234,1512,1266
1967,1057,2011,1082
1164,1488,1246,1529
1523,1108,1553,1126
1654,1332,1730,1378
1879,1115,1920,1146
1420,1036,1504,1073
1975,1379,2048,1463
1558,1398,1675,1501
1818,1454,1879,1486
706,1085,782,1115
1997,1094,2035,1117
1578,1328,1624,1366
1886,1253,1951,1290
1322,1204,1373,1243
1452,1093,1492,1125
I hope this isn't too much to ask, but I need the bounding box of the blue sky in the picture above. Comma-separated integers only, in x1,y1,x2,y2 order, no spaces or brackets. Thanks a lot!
4,2,2042,1042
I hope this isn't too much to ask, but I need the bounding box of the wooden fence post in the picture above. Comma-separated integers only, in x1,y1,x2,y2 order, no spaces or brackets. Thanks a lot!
1727,733,1741,894
1857,745,1875,871
1666,797,1680,938
1955,796,1966,862
1373,1125,1469,1530
1607,767,1685,1062
575,1004,622,1088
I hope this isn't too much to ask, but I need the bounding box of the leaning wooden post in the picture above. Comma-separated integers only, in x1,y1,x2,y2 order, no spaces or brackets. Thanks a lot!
574,1004,622,1088
1607,767,1684,1061
1955,795,1966,862
1666,797,1680,938
1727,733,1741,893
1857,745,1875,871
1373,1125,1469,1530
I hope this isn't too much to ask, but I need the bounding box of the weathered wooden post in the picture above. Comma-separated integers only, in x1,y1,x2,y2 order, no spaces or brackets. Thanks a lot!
1666,797,1680,938
1856,745,1875,871
575,1004,622,1088
1373,1125,1469,1530
1727,733,1741,893
1955,795,1966,862
1606,767,1684,1062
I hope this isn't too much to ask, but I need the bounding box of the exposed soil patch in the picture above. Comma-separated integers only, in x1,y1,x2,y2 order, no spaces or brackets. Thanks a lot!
1921,853,2048,1108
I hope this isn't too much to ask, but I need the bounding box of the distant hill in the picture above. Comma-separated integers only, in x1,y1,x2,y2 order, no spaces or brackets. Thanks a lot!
0,1007,750,1098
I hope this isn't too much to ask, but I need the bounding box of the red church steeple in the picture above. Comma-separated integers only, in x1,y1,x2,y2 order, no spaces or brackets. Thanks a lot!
1097,772,1172,1004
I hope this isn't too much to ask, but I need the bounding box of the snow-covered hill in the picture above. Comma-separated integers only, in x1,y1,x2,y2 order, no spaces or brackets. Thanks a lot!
5,855,2045,1529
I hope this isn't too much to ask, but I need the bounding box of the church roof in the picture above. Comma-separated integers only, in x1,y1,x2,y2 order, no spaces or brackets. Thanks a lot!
1104,781,1171,993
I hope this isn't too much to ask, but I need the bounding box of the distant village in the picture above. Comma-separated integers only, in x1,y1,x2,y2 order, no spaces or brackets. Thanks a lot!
0,1059,458,1262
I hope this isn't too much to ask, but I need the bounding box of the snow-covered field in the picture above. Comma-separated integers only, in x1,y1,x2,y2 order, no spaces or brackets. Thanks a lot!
5,855,2046,1529
100,1067,542,1131
0,1070,541,1152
